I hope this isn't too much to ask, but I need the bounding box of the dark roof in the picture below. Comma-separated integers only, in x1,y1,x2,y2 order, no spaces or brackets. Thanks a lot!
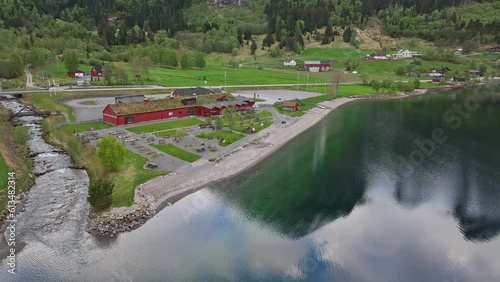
115,95,145,103
92,66,103,72
109,94,236,116
68,69,84,73
173,87,222,97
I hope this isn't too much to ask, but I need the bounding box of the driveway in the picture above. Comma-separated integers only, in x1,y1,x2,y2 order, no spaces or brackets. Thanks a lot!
63,97,115,121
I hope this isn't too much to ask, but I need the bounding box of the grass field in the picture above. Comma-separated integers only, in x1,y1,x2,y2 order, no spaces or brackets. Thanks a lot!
153,129,188,137
126,118,203,134
151,143,201,162
0,153,8,190
60,122,113,132
112,149,168,207
196,131,245,147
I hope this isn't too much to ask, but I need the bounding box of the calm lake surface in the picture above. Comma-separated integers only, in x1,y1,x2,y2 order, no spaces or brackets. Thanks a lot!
2,86,500,282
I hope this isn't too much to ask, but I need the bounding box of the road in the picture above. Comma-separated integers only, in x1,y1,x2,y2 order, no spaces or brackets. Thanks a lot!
25,65,34,88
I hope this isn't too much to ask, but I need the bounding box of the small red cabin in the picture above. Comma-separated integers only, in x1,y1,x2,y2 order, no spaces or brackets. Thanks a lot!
281,101,300,111
67,69,85,78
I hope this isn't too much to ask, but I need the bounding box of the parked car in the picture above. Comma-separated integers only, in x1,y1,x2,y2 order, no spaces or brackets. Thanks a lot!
277,98,283,103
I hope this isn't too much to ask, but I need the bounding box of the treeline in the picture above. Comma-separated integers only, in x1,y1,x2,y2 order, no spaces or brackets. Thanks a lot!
378,3,500,45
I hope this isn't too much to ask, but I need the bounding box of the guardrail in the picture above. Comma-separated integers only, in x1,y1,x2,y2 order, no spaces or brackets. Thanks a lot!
0,88,49,94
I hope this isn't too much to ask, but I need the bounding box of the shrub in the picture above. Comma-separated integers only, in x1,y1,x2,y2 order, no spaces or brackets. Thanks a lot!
232,48,239,56
88,178,113,210
270,47,281,58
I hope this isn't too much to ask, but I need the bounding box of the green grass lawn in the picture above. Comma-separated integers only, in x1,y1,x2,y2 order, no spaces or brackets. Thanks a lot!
41,63,93,81
0,153,8,190
232,121,273,133
219,110,274,134
126,118,204,134
256,110,273,118
21,92,77,121
153,129,188,137
112,149,168,207
150,143,201,162
196,130,245,147
60,121,113,132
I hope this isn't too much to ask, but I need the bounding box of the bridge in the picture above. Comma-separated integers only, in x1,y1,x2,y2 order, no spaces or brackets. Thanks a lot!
9,104,52,121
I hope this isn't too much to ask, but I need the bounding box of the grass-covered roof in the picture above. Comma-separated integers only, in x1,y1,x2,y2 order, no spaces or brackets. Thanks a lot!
110,93,235,116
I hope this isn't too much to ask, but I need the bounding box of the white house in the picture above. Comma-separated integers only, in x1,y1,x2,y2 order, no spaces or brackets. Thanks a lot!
284,60,297,67
394,49,413,59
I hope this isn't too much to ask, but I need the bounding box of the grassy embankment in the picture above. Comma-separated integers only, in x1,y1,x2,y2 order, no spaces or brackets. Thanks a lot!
0,107,34,212
150,144,201,162
60,121,113,132
111,149,167,207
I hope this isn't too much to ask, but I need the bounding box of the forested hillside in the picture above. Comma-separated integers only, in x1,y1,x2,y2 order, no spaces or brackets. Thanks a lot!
0,0,499,82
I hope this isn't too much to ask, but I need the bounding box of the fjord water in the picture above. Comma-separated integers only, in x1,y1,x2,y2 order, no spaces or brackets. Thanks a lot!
2,86,500,282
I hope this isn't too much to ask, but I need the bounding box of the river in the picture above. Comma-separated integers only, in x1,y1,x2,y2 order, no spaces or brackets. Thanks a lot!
1,86,500,281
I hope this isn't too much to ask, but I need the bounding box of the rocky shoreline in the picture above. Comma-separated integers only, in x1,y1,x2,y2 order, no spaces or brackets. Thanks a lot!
86,203,154,237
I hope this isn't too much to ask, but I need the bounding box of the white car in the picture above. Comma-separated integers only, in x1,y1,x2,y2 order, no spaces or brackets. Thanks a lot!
277,98,283,103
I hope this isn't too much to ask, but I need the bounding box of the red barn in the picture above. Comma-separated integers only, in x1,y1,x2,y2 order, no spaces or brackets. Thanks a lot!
103,93,254,125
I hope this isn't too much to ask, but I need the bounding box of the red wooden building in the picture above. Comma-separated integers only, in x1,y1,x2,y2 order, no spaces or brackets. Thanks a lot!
103,94,255,125
281,101,300,111
91,66,103,81
67,69,85,78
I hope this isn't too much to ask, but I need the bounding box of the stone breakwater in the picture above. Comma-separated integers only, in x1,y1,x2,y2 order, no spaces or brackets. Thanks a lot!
86,185,157,236
86,204,154,237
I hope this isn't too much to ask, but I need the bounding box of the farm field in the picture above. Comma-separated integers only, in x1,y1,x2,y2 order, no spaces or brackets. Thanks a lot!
126,118,204,134
150,143,201,162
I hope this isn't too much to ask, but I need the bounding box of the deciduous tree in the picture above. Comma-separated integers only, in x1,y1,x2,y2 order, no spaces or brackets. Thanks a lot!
63,49,79,71
97,135,125,172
